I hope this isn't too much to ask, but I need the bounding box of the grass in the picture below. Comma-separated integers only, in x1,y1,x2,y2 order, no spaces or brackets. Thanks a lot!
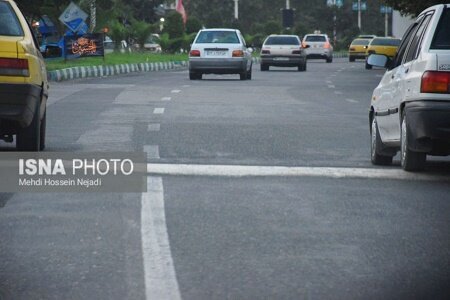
45,52,189,71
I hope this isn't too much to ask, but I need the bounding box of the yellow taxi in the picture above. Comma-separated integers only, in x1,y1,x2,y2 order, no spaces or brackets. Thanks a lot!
0,0,48,151
365,37,401,69
348,38,371,62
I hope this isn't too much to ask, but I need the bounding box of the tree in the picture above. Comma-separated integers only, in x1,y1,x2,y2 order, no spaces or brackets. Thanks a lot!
185,17,202,34
383,0,443,16
131,20,154,49
164,11,184,39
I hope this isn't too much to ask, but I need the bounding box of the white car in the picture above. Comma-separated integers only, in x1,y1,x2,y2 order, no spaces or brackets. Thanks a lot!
189,28,253,80
368,4,450,171
302,33,333,63
260,34,307,71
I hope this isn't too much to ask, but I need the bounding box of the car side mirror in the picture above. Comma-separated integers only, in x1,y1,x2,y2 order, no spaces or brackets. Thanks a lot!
367,54,391,69
247,47,254,53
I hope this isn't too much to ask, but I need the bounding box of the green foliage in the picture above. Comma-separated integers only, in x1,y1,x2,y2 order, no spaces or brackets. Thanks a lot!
263,21,282,36
164,11,184,39
131,20,153,49
384,0,443,16
108,19,127,50
185,17,203,34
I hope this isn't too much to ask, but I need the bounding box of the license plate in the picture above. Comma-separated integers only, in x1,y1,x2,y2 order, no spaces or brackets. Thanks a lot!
273,57,289,61
206,51,227,56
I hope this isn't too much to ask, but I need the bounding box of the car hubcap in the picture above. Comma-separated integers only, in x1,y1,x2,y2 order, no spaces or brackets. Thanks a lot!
401,118,407,163
371,119,377,159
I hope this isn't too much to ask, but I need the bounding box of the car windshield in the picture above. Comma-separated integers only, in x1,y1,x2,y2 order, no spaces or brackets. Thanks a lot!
305,35,326,42
0,2,23,36
265,36,299,45
370,38,401,46
195,31,240,44
431,8,450,49
351,39,370,46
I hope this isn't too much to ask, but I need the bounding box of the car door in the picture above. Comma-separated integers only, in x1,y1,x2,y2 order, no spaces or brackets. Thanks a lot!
376,22,419,142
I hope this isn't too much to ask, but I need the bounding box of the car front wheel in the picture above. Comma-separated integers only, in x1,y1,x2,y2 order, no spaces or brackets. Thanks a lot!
401,113,426,171
260,64,269,71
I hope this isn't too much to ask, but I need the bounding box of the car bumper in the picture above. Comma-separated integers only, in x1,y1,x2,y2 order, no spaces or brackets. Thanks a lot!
306,49,332,58
349,52,366,58
189,58,248,74
261,55,305,66
405,101,450,155
0,83,41,129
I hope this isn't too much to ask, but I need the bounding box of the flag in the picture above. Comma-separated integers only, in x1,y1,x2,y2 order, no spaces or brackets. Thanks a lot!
176,0,187,24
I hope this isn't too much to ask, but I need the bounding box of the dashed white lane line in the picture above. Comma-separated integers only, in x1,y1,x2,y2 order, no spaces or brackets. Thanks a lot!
375,74,383,78
171,90,181,94
153,108,165,114
334,91,343,95
148,124,161,132
144,145,160,159
182,85,191,88
328,85,336,89
326,80,333,84
346,98,359,103
161,97,172,101
146,163,449,182
141,176,181,300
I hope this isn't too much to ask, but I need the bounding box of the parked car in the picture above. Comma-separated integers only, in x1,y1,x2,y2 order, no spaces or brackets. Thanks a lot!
189,28,253,80
302,33,333,63
0,0,48,151
348,38,371,62
143,34,162,53
365,37,401,69
260,34,307,71
368,4,450,171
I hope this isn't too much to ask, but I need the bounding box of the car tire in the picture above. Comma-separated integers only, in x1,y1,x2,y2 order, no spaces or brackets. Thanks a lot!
326,57,333,63
40,109,46,151
349,56,355,62
189,72,201,80
246,65,252,80
240,69,248,80
401,112,426,171
298,62,307,72
371,117,394,165
260,63,269,71
16,100,40,151
365,62,372,70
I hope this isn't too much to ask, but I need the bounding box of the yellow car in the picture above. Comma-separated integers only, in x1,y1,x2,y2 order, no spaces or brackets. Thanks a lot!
348,38,371,62
365,37,401,69
0,0,48,151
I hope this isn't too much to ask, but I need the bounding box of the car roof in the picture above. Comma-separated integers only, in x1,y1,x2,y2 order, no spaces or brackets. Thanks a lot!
371,37,400,41
351,38,371,42
200,28,238,32
419,3,449,16
305,34,327,37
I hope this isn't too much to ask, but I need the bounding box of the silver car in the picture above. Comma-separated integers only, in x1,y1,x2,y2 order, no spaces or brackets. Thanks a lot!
189,28,253,80
260,35,307,71
302,33,333,63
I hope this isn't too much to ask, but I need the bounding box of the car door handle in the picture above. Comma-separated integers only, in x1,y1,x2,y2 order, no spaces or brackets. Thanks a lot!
405,68,409,74
391,74,395,79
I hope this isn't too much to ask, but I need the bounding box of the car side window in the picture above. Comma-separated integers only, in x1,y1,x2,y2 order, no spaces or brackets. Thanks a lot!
404,13,433,63
391,22,419,69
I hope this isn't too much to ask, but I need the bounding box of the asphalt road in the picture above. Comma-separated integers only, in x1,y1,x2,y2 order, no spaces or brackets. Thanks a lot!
1,58,450,300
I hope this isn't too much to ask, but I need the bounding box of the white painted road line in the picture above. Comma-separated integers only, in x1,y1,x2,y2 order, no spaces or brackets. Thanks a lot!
328,85,336,89
171,90,181,93
146,163,450,182
334,91,343,95
346,98,359,103
141,176,181,300
153,108,165,114
326,80,333,84
161,97,172,101
148,124,161,132
182,85,191,88
144,145,160,159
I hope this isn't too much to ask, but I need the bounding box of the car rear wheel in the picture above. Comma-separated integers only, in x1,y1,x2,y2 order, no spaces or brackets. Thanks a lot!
401,113,426,171
240,69,248,80
189,72,202,80
326,57,332,63
298,62,307,71
246,65,252,80
365,62,372,70
16,100,40,151
260,64,269,71
371,118,394,165
349,56,355,62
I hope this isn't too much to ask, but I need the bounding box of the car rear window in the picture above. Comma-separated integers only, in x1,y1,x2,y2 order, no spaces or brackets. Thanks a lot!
0,1,24,36
195,31,240,44
370,38,401,46
305,35,326,42
431,8,450,49
265,36,299,46
351,39,370,46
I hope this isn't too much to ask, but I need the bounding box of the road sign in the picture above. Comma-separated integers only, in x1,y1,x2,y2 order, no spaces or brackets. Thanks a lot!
352,2,367,11
59,2,88,33
327,0,344,8
380,5,393,14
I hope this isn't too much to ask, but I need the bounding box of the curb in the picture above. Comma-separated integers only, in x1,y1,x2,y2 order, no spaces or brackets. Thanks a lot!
48,61,188,82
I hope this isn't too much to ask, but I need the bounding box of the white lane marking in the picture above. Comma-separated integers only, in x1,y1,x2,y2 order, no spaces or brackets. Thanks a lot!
334,91,343,95
171,90,181,94
153,108,165,114
375,74,383,78
148,124,161,132
182,85,191,88
144,145,160,159
326,80,333,84
346,98,359,103
328,85,336,89
146,163,449,182
161,97,172,101
141,176,181,300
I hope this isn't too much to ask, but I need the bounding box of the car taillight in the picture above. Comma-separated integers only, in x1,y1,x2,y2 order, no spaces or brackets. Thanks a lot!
261,49,270,55
421,71,450,94
189,50,200,57
0,58,29,76
302,42,308,48
232,50,244,57
292,49,302,54
324,42,331,49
